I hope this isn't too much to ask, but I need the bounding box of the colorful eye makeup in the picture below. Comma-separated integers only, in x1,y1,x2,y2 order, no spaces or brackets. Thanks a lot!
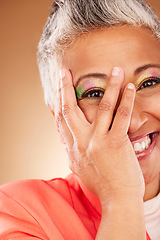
76,78,107,99
136,70,160,90
76,70,160,101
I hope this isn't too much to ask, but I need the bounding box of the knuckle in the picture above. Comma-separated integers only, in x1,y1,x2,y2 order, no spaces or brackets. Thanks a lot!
56,112,63,125
108,81,120,88
62,104,72,117
110,134,129,148
109,138,122,149
90,137,102,156
109,134,121,145
61,81,70,91
117,106,129,118
98,102,112,113
76,143,86,157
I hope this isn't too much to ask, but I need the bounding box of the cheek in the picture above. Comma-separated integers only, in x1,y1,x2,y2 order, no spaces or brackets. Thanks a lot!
137,92,160,120
78,102,98,123
78,91,160,124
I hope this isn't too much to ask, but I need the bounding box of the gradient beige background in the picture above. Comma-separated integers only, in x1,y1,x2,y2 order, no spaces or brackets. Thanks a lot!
0,1,160,184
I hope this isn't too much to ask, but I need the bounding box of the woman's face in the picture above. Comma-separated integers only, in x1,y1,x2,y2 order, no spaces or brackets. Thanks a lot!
62,26,160,193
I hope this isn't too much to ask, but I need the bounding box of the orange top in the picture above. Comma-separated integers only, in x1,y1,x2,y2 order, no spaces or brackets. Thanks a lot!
0,173,151,239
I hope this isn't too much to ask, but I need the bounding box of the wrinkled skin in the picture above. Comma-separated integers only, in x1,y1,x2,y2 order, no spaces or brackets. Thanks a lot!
54,26,160,204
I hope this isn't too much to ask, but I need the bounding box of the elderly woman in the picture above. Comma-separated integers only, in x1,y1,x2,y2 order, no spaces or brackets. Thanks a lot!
0,0,160,239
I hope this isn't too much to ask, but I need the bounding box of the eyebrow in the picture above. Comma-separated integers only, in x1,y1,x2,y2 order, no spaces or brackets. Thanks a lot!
75,64,160,88
134,64,160,75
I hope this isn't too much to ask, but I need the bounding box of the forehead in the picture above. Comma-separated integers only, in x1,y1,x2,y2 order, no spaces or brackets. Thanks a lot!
63,26,160,79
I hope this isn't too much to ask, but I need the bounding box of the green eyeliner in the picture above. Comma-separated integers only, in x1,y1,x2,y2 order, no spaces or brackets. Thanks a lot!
76,86,83,98
76,78,107,99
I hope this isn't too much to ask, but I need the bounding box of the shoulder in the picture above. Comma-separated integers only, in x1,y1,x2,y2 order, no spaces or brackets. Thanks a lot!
0,174,100,239
0,174,78,209
0,174,84,239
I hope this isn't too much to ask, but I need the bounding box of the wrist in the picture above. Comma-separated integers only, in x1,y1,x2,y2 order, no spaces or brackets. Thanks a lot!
100,190,144,214
96,191,146,240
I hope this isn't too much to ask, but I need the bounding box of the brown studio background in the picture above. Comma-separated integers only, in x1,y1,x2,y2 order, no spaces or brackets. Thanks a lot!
0,0,160,185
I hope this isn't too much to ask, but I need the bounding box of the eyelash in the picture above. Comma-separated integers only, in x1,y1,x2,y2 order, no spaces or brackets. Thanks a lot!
78,87,105,100
78,77,160,100
137,77,160,91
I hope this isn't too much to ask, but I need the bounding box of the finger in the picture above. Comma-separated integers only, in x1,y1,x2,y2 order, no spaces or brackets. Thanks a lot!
61,69,89,139
55,71,73,146
94,67,124,136
110,83,136,137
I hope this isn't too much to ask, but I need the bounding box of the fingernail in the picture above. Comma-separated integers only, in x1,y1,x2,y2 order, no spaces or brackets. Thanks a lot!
112,67,120,76
127,83,135,89
60,69,65,79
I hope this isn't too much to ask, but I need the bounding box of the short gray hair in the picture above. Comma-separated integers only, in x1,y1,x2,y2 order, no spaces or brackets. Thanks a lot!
37,0,160,110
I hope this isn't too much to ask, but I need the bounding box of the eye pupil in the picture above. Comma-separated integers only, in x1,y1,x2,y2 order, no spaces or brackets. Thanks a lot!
88,90,104,98
79,88,105,100
144,81,152,87
139,78,159,90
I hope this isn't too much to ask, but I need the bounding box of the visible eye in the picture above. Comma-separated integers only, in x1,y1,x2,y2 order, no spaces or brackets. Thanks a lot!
78,88,105,100
137,77,160,91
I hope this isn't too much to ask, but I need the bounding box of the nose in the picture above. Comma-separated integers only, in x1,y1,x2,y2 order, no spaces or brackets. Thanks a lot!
128,99,148,133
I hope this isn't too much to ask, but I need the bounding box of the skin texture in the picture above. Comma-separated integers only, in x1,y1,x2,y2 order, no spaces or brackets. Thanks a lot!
61,26,160,201
53,26,160,239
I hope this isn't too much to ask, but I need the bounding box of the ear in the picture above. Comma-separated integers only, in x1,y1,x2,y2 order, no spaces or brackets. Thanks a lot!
48,105,66,145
